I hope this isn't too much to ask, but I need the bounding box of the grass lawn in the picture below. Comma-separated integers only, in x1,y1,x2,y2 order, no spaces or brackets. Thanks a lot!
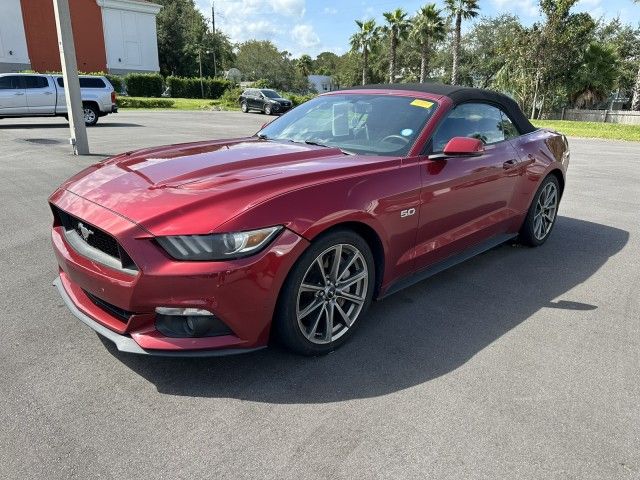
532,119,640,142
118,96,240,111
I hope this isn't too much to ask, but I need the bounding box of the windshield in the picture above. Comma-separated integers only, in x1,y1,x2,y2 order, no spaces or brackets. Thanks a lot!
258,94,438,156
262,89,280,98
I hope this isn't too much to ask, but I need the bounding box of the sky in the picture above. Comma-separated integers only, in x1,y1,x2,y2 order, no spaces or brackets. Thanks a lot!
196,0,640,58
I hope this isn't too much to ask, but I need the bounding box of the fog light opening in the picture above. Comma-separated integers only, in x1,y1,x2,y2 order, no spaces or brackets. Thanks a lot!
154,307,233,338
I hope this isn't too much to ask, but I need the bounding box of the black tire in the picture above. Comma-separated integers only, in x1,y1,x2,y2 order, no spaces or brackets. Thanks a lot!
83,104,99,126
519,174,561,247
264,104,272,115
274,229,375,356
241,101,248,113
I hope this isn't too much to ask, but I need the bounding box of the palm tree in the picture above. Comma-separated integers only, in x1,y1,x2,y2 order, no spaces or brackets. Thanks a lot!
444,0,479,85
410,4,447,83
349,19,380,85
296,54,313,77
383,8,411,83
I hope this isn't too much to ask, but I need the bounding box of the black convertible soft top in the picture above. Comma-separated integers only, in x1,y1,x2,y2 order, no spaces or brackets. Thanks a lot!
340,83,536,135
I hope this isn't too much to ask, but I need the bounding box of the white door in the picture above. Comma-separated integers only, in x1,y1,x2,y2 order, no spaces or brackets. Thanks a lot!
25,76,55,114
0,75,26,115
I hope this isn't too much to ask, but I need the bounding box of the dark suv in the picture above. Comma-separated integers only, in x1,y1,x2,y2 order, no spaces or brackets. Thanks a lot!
239,88,292,115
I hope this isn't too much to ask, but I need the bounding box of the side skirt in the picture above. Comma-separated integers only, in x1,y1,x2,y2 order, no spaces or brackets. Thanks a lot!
379,233,517,299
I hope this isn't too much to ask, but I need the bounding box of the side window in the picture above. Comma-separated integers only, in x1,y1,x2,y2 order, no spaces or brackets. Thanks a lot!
432,103,506,152
24,76,49,89
57,77,64,88
500,111,520,139
79,78,106,88
0,76,21,89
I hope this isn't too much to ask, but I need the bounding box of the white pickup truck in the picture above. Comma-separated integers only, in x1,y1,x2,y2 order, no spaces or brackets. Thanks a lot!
0,73,117,126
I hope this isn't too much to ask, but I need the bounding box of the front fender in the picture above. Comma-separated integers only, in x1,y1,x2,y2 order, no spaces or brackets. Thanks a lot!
216,163,422,287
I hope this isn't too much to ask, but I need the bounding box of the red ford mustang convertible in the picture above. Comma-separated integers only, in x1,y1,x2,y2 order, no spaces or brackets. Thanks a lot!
50,83,569,356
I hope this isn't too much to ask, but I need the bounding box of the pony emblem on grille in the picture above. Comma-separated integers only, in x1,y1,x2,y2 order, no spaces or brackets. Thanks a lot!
77,222,94,241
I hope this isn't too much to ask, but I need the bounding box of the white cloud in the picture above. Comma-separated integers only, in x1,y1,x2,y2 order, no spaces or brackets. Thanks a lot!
291,24,320,48
323,7,338,15
577,0,602,8
198,0,307,44
491,0,539,18
270,0,306,17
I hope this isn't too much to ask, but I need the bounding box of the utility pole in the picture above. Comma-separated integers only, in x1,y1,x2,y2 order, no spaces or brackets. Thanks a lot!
211,1,217,77
52,0,89,155
211,1,215,32
198,49,204,98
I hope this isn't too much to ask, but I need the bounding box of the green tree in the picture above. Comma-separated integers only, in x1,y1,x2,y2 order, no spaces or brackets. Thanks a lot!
314,52,340,76
570,43,619,107
349,19,381,85
234,40,309,92
633,0,640,110
156,0,200,76
382,8,411,83
410,4,447,82
596,19,640,102
444,0,480,85
296,54,313,77
534,0,596,115
464,15,524,88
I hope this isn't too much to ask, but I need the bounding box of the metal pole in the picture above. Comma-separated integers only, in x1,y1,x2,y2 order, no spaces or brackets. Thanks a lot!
211,2,217,77
198,50,204,98
52,0,89,155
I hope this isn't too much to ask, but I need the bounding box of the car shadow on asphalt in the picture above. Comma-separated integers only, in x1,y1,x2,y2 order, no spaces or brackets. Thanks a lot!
103,216,628,403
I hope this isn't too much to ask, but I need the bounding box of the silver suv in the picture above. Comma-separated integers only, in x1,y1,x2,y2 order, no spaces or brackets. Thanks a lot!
0,73,117,126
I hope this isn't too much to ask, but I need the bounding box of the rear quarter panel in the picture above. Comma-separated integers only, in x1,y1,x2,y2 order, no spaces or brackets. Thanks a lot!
509,128,569,215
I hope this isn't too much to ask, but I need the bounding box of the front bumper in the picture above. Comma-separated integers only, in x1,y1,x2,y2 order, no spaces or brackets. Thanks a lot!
50,189,309,355
272,103,292,113
53,276,263,356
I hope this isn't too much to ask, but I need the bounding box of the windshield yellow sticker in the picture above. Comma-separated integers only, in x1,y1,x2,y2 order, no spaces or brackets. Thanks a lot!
411,99,434,109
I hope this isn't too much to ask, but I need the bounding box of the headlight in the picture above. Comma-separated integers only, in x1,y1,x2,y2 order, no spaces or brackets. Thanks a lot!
157,226,283,261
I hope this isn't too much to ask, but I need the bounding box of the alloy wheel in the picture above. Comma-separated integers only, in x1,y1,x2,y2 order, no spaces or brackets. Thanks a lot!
296,244,368,344
83,107,96,124
533,182,558,240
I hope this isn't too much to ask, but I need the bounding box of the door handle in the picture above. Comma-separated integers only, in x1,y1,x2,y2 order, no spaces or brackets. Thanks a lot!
44,91,54,95
502,159,518,169
14,92,25,96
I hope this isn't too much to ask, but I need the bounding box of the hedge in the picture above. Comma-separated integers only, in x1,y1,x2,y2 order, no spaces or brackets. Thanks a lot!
116,97,174,109
166,76,231,99
285,93,316,107
124,73,164,97
104,74,125,94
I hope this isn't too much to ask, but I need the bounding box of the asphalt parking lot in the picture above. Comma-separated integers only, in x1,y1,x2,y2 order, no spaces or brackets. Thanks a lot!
1,111,638,479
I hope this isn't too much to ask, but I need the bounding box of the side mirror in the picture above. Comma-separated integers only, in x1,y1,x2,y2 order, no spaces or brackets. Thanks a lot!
442,137,484,156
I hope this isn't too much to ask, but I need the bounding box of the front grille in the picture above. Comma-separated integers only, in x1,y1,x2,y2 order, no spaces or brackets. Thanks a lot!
84,290,134,322
52,205,138,272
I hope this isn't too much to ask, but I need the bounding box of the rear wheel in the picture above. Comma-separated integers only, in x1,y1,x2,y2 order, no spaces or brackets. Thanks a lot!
274,230,375,355
264,103,272,115
519,174,560,246
241,101,248,113
83,104,99,126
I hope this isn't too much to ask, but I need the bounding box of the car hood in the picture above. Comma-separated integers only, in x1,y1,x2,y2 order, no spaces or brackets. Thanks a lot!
61,137,388,236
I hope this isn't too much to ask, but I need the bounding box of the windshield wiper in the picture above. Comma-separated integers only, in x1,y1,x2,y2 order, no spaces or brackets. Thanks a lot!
303,139,354,155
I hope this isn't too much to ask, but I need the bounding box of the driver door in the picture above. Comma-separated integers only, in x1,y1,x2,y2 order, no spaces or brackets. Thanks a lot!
413,103,522,271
